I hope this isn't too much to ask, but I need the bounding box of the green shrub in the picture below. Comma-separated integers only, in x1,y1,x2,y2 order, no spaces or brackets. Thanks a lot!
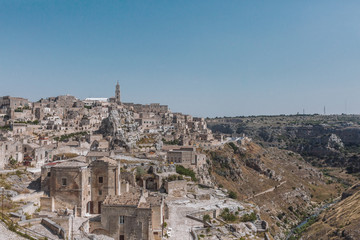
228,142,239,152
9,157,17,166
135,167,145,179
176,165,197,181
240,212,257,222
220,208,238,222
167,174,178,182
228,191,237,199
15,170,22,177
203,214,211,222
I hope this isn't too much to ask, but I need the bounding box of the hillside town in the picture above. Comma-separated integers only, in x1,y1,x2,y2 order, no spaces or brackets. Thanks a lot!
0,83,267,240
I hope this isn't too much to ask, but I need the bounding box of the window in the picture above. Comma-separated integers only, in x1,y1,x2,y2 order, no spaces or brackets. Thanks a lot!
5,145,8,151
47,172,51,177
99,177,103,183
98,190,102,195
88,177,91,185
62,178,67,186
119,216,125,224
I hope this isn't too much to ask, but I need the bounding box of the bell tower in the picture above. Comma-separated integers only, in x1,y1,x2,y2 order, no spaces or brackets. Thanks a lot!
115,81,121,104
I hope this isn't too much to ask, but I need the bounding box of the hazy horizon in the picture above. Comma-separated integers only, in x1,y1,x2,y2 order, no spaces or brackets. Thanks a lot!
1,1,360,117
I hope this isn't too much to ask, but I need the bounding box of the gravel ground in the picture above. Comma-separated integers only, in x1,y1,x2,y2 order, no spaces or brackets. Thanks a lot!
0,222,26,240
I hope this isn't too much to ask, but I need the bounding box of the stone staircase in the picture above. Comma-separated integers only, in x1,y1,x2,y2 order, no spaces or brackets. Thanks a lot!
254,220,268,232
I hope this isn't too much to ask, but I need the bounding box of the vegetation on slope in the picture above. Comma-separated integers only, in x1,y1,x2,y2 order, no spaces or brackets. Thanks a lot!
206,141,346,239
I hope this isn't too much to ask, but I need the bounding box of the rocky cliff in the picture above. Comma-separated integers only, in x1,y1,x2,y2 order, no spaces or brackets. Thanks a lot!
97,108,140,151
207,115,360,173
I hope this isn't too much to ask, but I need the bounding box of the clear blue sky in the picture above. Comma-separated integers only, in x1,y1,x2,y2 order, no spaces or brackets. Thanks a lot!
1,1,360,117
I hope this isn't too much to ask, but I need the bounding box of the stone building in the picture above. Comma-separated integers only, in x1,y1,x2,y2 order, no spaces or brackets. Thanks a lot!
89,157,121,214
48,159,90,217
41,156,122,216
86,151,110,162
23,143,53,167
167,147,207,168
90,139,109,152
124,103,168,114
96,191,164,240
135,116,162,130
165,180,187,197
0,139,23,169
12,123,28,136
0,96,30,118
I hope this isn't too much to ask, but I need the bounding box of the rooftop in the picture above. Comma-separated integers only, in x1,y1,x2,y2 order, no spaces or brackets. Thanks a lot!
52,160,88,168
146,195,163,206
90,156,118,167
86,151,110,157
103,192,141,207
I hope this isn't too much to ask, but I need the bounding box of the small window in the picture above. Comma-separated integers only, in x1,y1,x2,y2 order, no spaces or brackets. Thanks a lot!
62,178,67,186
119,216,125,224
98,190,102,195
88,177,91,184
5,145,8,151
99,177,103,183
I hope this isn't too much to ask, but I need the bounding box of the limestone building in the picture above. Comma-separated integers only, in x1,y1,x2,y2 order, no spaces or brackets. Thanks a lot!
41,156,122,216
97,191,164,240
167,147,206,167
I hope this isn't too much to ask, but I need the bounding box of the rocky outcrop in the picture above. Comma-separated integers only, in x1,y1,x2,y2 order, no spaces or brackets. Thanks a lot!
341,183,360,200
327,133,344,151
97,108,140,151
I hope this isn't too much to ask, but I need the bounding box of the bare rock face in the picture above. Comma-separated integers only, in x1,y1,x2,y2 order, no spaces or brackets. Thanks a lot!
327,133,344,150
98,109,140,151
245,158,265,173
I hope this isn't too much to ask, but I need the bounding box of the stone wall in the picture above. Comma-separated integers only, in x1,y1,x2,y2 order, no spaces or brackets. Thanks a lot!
50,166,90,217
40,197,54,212
41,218,66,239
90,160,119,214
101,205,153,240
165,180,187,197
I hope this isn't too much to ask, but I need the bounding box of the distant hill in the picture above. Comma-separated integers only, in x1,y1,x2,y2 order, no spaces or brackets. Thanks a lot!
207,115,360,174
